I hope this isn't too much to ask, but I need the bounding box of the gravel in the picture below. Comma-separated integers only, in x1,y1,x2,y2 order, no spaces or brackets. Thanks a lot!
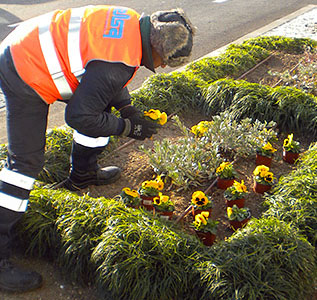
0,7,316,109
263,7,317,40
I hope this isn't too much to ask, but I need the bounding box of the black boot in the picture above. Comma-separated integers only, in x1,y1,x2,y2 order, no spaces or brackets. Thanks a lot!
62,166,121,191
0,258,43,292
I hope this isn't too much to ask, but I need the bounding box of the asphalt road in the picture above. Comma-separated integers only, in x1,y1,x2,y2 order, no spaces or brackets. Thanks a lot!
0,0,316,143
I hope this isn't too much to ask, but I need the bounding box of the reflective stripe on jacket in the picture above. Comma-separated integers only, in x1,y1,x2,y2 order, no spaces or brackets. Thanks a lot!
0,168,35,212
9,5,142,104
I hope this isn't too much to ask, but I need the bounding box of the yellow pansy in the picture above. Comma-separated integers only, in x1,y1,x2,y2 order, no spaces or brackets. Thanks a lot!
283,138,289,147
142,180,159,189
262,142,277,153
144,109,160,120
192,191,208,206
233,180,247,193
190,121,209,136
158,112,167,125
253,165,269,176
216,162,231,173
153,197,161,205
122,187,131,194
195,213,207,225
160,194,169,203
227,207,233,219
201,211,210,219
191,124,199,135
194,219,201,227
123,188,139,198
264,172,274,183
155,175,164,190
283,133,294,147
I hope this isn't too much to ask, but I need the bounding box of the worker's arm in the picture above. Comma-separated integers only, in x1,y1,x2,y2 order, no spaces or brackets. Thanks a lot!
65,61,135,138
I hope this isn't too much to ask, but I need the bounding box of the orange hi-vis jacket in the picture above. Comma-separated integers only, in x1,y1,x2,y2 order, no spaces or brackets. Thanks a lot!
9,5,142,104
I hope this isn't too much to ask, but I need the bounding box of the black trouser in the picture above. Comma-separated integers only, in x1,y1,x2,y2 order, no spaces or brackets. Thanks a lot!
0,48,105,258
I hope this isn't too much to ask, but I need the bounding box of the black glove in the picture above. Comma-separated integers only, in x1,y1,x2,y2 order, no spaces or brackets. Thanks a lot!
120,105,141,118
122,114,160,140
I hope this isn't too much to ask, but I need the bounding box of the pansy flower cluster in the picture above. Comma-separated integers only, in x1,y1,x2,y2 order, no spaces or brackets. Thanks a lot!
120,187,141,207
190,121,210,137
224,180,248,201
216,162,238,179
144,109,167,125
283,133,300,153
153,193,175,212
257,141,277,158
192,211,218,234
138,175,164,197
253,165,274,185
191,190,213,210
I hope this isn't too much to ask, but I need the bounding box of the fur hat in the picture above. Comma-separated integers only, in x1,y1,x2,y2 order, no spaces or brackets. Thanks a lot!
150,8,196,67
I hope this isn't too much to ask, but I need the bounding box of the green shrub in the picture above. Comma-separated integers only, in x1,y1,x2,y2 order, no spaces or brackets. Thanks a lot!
92,212,205,300
198,217,316,300
243,36,317,53
0,143,7,169
201,79,317,137
186,44,269,83
38,127,73,184
263,142,317,246
131,71,203,115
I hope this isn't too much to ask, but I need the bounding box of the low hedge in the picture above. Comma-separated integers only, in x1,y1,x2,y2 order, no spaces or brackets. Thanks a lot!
131,71,203,115
201,79,317,136
263,142,317,247
17,180,316,299
198,217,316,300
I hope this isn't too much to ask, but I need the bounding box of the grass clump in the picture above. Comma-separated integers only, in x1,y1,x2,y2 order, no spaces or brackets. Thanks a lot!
131,71,203,115
0,143,8,169
186,44,270,83
198,217,316,300
18,186,131,284
263,142,317,246
17,187,62,259
243,36,317,54
38,127,73,184
92,212,204,300
201,78,317,137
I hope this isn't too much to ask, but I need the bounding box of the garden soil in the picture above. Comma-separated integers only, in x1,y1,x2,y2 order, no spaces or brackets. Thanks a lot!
2,51,316,300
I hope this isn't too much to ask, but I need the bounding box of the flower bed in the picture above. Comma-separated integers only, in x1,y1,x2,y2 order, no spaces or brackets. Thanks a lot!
0,36,316,299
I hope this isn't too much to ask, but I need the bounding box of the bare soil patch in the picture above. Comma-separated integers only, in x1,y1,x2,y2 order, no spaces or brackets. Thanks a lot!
3,51,315,300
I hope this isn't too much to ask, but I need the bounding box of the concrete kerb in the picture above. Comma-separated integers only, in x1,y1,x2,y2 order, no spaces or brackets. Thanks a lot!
0,5,315,144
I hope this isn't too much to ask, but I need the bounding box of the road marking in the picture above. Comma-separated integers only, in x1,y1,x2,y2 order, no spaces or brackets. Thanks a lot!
213,0,230,3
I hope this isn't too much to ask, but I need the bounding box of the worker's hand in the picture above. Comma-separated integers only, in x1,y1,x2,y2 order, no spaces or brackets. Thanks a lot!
122,114,160,140
120,105,140,119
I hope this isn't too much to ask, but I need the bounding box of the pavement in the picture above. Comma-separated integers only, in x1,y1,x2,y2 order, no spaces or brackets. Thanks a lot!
0,4,316,144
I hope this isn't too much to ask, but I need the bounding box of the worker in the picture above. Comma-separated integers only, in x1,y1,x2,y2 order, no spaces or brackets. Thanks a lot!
0,5,195,293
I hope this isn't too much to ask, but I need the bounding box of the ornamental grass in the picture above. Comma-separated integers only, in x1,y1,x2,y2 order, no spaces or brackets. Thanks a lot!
186,44,270,82
263,142,317,246
198,217,316,300
131,71,203,115
243,36,317,54
202,78,317,136
38,127,73,183
91,213,205,300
